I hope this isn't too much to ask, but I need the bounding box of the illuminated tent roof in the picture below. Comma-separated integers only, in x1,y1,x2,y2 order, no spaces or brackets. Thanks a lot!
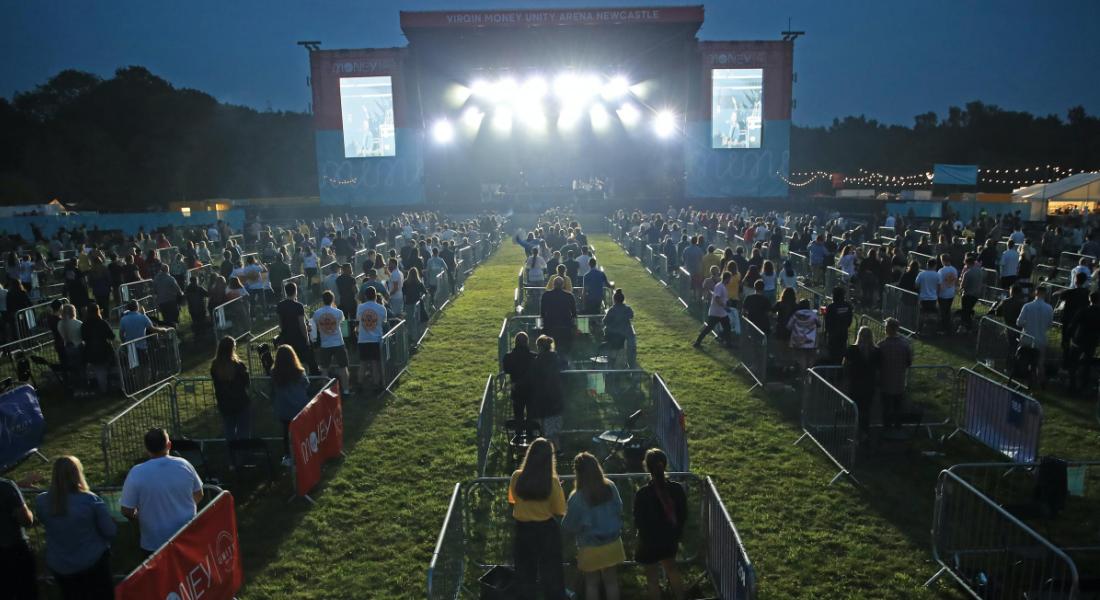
1013,172,1100,202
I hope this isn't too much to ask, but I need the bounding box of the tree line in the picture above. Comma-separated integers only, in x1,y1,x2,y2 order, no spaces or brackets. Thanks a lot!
1,67,1098,207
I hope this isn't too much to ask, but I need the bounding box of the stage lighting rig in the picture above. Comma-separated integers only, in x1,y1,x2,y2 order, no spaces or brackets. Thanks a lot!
654,110,677,138
431,119,455,144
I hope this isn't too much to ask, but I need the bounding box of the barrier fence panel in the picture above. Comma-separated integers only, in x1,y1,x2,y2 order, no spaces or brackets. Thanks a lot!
519,286,544,315
9,333,64,389
111,295,160,325
702,476,757,600
381,319,410,389
101,381,179,483
185,263,216,289
1058,250,1096,272
908,250,935,267
212,295,252,341
171,376,307,444
404,299,428,349
882,284,921,332
119,279,152,304
927,464,1087,598
795,284,827,310
426,483,466,600
116,329,181,398
788,252,810,283
824,266,853,298
795,367,859,484
949,367,1043,463
974,316,1035,385
243,326,280,376
738,316,768,389
15,300,60,340
476,375,497,477
652,373,689,472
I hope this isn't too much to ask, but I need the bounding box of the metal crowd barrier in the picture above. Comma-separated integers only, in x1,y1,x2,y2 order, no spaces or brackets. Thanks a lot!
738,316,768,390
381,318,410,390
0,332,63,389
947,367,1043,463
927,461,1098,598
795,367,859,484
185,263,216,288
426,473,754,600
652,373,689,472
116,328,181,398
101,381,178,483
212,295,252,341
118,279,152,303
787,251,810,284
242,326,280,375
1058,250,1096,272
516,286,544,315
974,316,1036,386
15,300,60,340
882,284,921,332
795,284,827,310
476,374,501,477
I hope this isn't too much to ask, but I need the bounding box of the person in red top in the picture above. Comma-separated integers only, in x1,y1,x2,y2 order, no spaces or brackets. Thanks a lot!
743,224,755,244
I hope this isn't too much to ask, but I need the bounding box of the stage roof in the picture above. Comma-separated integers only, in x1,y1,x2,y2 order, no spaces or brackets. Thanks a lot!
400,5,704,33
1014,172,1100,201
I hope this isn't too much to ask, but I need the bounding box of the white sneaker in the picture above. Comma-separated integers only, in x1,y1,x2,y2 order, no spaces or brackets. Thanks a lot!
281,456,293,467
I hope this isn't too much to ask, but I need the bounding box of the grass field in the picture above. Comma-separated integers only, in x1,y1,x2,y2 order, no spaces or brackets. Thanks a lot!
12,230,1098,599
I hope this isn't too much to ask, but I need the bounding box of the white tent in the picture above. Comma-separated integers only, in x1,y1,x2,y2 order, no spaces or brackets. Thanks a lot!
1014,172,1100,218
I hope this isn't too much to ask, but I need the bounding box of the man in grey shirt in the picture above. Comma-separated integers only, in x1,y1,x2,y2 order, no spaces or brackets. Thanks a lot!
152,264,183,327
958,255,985,330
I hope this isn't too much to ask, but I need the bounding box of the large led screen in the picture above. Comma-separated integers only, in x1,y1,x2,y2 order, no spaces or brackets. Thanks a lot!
712,69,763,149
340,76,396,157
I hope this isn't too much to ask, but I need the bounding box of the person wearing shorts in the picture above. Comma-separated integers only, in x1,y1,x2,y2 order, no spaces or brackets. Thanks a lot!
356,287,388,393
311,291,350,394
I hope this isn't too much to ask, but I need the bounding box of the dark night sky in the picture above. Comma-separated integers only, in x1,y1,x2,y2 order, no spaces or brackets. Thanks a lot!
2,0,1098,126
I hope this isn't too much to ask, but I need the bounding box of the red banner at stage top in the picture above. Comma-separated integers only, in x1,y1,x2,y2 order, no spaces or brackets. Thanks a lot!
115,491,242,600
290,381,344,497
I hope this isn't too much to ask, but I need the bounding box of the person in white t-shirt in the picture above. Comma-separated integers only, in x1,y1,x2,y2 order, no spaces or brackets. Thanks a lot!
525,248,547,286
999,240,1020,288
207,226,221,243
914,258,942,317
311,291,350,394
884,214,896,229
355,287,388,392
386,258,404,316
693,271,733,348
120,428,203,553
937,254,959,333
577,248,593,279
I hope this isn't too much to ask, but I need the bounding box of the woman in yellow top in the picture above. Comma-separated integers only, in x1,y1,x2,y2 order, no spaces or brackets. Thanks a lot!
508,437,566,599
543,265,573,292
724,265,743,303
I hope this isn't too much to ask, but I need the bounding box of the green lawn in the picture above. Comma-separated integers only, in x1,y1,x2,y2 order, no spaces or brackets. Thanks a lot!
14,230,1096,599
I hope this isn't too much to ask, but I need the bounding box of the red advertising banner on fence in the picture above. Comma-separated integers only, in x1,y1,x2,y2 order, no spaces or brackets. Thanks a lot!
290,381,344,497
115,491,242,600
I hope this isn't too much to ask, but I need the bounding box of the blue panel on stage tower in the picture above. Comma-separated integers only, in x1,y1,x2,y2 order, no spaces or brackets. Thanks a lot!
315,129,424,205
685,119,790,199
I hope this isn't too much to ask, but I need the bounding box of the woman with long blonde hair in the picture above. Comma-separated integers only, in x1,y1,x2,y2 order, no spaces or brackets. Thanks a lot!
562,452,624,600
35,456,116,599
507,437,565,599
271,345,309,466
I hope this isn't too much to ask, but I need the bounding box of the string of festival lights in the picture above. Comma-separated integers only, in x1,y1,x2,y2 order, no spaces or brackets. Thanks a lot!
784,163,1099,189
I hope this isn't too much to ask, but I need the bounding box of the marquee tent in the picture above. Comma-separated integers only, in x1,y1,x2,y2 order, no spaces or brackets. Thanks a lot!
1014,172,1100,217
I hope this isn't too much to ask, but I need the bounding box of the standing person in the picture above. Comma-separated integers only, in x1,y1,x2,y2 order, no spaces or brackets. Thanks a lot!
540,277,577,355
0,474,36,600
355,287,388,393
425,247,447,302
773,287,798,344
508,438,566,600
958,255,984,331
35,456,116,600
58,302,84,385
999,240,1020,289
778,259,798,292
787,299,820,373
1068,291,1100,391
741,279,772,335
310,291,350,394
634,448,687,600
561,453,625,600
502,331,537,429
276,282,318,375
1056,272,1091,374
119,428,204,555
876,319,913,433
693,271,733,348
1016,287,1054,387
385,258,404,317
335,263,359,331
530,335,564,450
581,258,610,314
823,286,853,364
270,345,311,466
525,247,547,287
760,260,778,303
211,336,251,444
915,259,941,330
152,264,183,327
843,326,879,438
81,303,115,393
937,254,959,333
185,276,209,334
859,249,881,307
603,289,635,367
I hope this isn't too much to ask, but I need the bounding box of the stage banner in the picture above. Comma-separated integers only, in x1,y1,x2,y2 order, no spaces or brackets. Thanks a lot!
933,164,978,186
290,380,344,497
0,385,45,472
115,491,242,600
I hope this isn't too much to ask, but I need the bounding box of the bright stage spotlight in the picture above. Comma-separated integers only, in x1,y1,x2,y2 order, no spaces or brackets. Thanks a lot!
461,106,484,129
470,79,490,99
520,76,548,101
654,110,677,138
616,103,640,126
492,107,513,132
554,73,581,101
589,104,610,130
602,76,630,100
431,119,455,144
518,104,547,131
558,105,582,130
489,77,518,104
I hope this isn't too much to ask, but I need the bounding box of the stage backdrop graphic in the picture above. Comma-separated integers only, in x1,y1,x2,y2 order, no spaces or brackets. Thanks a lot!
311,49,424,206
686,41,793,199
